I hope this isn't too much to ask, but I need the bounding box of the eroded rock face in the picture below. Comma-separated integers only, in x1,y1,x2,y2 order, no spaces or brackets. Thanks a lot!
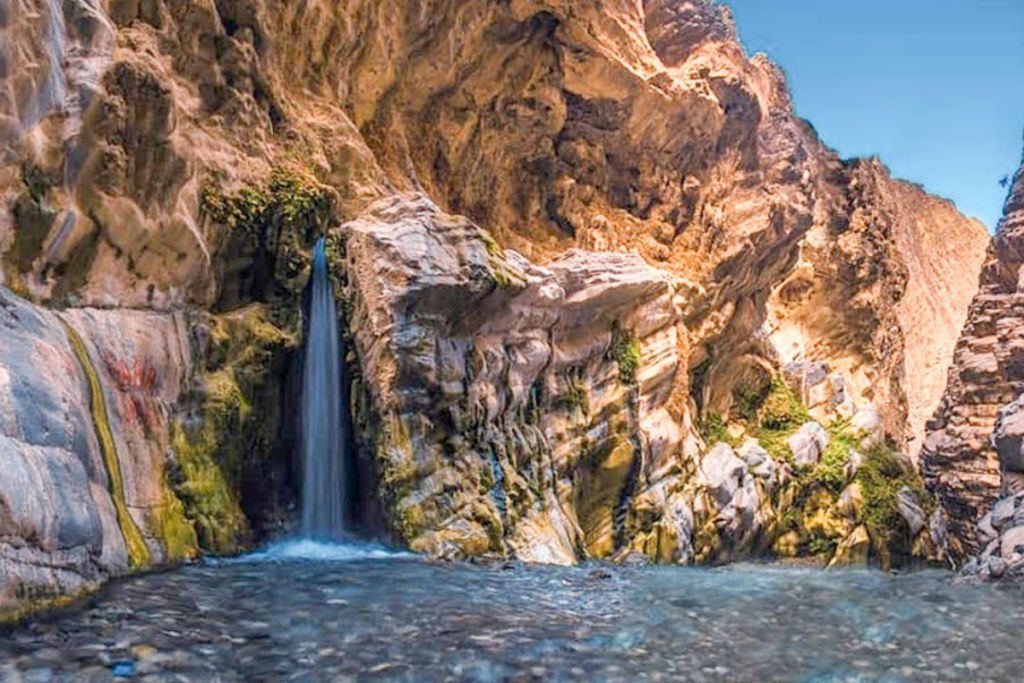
0,290,124,607
0,0,993,610
0,285,297,611
344,194,694,563
924,146,1024,562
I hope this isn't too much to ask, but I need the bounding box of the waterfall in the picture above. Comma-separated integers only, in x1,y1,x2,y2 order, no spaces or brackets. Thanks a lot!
301,237,346,539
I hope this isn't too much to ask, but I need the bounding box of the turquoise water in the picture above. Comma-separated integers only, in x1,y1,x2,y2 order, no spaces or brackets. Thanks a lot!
3,542,1023,682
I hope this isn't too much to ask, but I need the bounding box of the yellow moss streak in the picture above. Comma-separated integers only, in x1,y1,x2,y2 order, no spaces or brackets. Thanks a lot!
0,591,85,627
151,481,199,563
60,319,151,568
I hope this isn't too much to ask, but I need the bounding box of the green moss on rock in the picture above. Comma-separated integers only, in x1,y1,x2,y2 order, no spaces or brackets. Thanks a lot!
201,168,330,236
609,328,642,384
168,418,249,555
169,304,299,555
151,485,199,563
758,377,809,431
856,443,932,567
699,411,736,448
202,167,333,308
816,420,859,494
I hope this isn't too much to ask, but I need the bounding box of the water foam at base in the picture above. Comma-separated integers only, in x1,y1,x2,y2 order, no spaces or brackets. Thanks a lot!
232,538,415,564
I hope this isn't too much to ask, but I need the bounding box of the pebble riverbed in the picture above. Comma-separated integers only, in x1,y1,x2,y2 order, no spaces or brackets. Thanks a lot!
3,540,1024,682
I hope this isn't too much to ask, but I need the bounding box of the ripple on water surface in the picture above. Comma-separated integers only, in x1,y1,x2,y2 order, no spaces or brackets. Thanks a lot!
3,557,1024,682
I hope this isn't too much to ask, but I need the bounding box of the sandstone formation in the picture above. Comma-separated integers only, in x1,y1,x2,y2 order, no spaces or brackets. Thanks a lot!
0,0,991,613
926,142,1024,565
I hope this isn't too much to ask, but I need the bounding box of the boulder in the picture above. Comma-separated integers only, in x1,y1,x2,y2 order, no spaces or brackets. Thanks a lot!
851,405,882,433
736,439,776,483
700,443,748,507
990,493,1024,532
1001,526,1024,560
788,422,829,467
977,512,998,548
994,397,1024,473
896,486,927,537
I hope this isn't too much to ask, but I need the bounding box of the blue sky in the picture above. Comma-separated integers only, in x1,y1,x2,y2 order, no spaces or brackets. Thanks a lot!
724,0,1024,231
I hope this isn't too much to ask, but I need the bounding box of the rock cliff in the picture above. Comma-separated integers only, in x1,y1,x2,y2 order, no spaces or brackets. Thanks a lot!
0,0,990,613
924,142,1024,566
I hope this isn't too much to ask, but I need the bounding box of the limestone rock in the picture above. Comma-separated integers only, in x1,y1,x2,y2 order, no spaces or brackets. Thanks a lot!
1001,525,1024,561
736,439,776,484
345,195,692,562
896,487,927,537
701,443,748,508
788,422,829,467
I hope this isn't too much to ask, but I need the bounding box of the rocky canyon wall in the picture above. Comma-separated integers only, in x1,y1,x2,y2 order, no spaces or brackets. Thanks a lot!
924,142,1024,568
0,0,991,613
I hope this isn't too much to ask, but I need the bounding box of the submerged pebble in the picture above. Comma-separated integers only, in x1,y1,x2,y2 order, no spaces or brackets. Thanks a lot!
2,548,1024,682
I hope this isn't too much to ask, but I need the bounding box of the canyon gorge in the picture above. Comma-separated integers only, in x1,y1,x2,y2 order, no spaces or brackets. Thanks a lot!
0,0,1016,622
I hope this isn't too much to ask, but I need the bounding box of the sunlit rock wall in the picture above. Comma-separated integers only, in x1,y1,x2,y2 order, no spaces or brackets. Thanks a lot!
0,0,993,611
925,142,1024,564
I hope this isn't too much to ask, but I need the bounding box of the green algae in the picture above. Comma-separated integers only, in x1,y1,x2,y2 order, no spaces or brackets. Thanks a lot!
168,305,298,554
200,168,330,236
60,320,151,569
168,414,249,556
609,328,642,384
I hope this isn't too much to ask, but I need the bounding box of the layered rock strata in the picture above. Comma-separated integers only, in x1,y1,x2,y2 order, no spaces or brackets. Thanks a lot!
926,143,1024,564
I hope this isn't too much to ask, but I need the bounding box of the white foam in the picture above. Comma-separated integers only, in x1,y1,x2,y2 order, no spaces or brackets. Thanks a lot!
231,538,416,564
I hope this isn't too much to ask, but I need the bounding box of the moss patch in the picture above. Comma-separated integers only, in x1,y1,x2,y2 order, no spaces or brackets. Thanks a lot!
855,443,932,566
150,485,198,563
201,168,330,236
758,377,809,432
168,416,249,555
609,328,642,384
201,166,333,308
169,305,298,554
816,420,858,494
698,411,736,448
1,585,89,628
732,377,811,463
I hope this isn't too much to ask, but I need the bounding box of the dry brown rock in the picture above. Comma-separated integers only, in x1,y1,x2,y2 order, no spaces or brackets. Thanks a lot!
924,144,1024,562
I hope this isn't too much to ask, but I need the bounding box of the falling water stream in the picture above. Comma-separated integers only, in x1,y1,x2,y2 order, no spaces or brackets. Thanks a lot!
301,237,346,539
9,245,1024,682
